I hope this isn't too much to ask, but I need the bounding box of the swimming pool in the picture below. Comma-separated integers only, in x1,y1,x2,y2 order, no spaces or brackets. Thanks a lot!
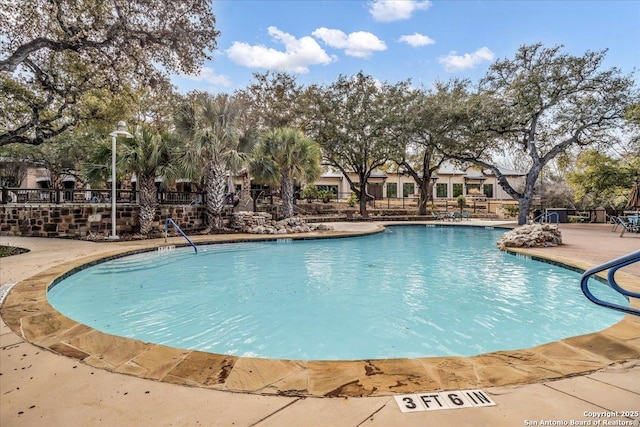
48,225,627,361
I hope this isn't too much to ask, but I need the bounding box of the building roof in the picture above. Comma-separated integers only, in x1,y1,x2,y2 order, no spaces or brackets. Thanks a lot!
436,161,525,177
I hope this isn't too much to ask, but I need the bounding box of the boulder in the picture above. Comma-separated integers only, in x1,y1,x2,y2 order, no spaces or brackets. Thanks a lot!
497,224,562,250
229,213,333,235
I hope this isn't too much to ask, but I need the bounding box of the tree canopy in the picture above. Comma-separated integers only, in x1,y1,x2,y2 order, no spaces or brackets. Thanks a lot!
567,150,640,210
239,72,306,131
306,72,405,216
250,127,322,218
174,92,249,231
0,0,219,146
439,43,638,224
396,80,471,215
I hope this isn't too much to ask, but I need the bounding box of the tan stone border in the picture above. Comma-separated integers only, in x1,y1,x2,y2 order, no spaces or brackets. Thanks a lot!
2,225,639,398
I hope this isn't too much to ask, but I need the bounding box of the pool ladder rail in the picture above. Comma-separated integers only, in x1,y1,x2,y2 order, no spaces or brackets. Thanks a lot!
580,249,640,316
164,218,198,254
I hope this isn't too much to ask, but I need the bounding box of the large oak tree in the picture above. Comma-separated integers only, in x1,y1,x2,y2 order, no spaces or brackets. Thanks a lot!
394,80,470,215
1,0,219,146
239,72,306,131
441,44,638,225
306,72,405,217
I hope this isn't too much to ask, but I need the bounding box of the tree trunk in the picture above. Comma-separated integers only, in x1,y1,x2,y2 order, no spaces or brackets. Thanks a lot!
281,173,294,218
241,173,251,199
359,192,368,217
517,197,533,225
418,179,429,216
205,162,227,231
517,166,541,225
138,176,158,235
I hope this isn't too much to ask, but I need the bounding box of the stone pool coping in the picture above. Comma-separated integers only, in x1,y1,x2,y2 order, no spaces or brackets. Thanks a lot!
1,222,639,398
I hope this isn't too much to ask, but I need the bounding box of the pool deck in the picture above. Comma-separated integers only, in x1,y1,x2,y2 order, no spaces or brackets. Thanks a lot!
1,221,639,426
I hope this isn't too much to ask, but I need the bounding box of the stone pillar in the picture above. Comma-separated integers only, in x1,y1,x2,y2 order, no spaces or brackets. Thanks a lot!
239,172,253,212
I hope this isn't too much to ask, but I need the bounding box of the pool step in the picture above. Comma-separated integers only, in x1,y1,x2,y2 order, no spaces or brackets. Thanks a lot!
94,251,193,274
92,243,264,275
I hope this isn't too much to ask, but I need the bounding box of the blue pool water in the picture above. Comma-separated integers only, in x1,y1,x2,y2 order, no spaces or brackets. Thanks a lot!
48,226,627,360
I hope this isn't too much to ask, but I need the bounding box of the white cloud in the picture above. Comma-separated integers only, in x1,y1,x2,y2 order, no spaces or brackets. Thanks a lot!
182,67,232,87
398,32,435,47
438,47,495,71
312,27,386,58
369,0,432,22
226,26,334,73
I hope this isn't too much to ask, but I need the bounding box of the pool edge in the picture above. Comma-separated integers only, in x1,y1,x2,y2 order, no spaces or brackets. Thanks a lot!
2,223,639,398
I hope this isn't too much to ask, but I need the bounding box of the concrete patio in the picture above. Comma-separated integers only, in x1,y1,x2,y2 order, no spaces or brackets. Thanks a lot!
1,221,639,426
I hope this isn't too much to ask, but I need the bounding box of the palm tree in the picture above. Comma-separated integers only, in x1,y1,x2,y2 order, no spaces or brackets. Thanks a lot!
174,92,248,231
250,127,322,218
119,127,176,235
83,126,176,235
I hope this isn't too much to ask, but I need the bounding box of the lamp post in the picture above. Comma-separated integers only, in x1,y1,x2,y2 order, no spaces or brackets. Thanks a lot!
430,174,439,203
108,121,133,241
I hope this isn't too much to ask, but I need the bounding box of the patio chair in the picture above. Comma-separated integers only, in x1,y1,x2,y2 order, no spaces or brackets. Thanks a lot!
461,211,470,220
450,212,462,221
611,216,620,232
432,211,447,220
615,216,640,237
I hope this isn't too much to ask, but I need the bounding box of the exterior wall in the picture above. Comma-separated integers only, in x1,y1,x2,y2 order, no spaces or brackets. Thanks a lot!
312,173,393,199
0,204,204,238
383,175,419,198
312,176,343,193
7,165,523,204
22,167,49,188
433,174,521,200
310,171,520,201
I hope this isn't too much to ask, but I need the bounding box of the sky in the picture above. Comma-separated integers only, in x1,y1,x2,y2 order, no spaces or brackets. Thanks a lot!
170,0,640,93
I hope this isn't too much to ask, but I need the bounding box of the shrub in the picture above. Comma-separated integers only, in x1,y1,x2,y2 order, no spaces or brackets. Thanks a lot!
347,193,358,207
318,190,334,203
504,204,520,216
301,185,319,202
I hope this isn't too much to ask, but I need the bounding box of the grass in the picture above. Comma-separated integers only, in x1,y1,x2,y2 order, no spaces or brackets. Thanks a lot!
0,245,29,258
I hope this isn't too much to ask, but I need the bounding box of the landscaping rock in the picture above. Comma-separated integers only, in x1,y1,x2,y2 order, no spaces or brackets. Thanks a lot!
229,212,333,234
497,224,562,250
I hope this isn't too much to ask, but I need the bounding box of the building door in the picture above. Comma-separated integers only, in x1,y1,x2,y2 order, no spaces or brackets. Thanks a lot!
369,183,383,199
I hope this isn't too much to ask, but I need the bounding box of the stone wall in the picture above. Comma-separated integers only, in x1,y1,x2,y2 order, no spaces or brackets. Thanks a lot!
0,204,205,238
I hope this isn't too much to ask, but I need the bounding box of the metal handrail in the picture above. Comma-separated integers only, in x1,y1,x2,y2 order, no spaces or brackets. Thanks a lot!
293,204,313,215
531,211,559,225
580,250,640,316
606,253,640,299
164,218,197,254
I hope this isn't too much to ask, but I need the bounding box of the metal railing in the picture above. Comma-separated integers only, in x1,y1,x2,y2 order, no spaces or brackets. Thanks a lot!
580,250,640,316
164,218,198,254
531,211,559,225
293,204,313,215
1,187,204,205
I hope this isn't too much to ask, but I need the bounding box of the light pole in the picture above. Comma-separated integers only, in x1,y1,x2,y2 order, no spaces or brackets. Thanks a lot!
108,121,133,241
430,174,439,203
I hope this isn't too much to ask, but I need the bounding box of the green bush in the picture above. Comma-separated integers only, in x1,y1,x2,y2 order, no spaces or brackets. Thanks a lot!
347,193,358,207
504,204,519,216
301,185,319,202
0,245,28,257
456,195,466,212
318,190,334,203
